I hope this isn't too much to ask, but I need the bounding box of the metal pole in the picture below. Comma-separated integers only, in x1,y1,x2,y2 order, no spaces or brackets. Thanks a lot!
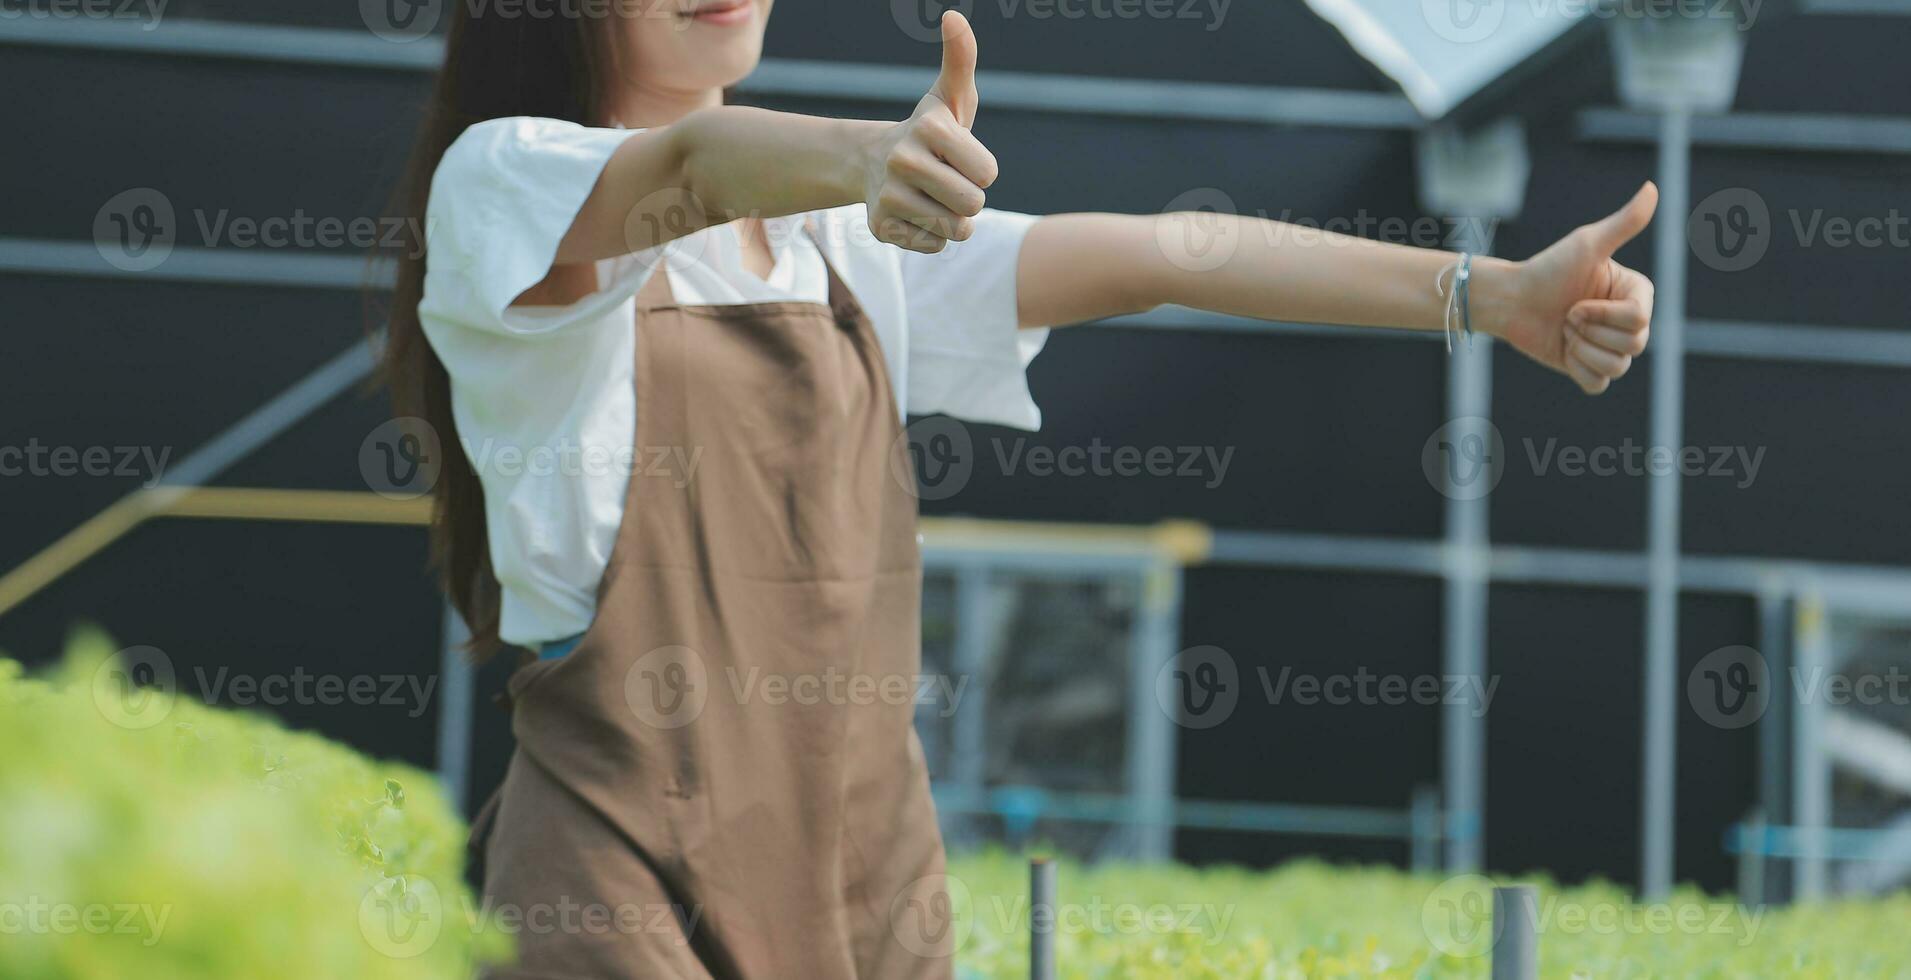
1756,587,1791,901
1443,219,1494,872
1126,562,1182,860
950,562,991,849
1030,857,1057,980
1793,596,1829,900
1737,808,1767,908
435,600,474,813
1410,784,1442,873
1490,885,1539,980
1641,105,1691,899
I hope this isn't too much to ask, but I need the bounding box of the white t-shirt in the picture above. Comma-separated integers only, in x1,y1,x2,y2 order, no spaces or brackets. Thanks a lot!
419,116,1049,647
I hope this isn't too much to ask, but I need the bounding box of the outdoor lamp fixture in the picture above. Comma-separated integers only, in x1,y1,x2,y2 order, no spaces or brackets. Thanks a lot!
1611,0,1747,113
1614,0,1747,901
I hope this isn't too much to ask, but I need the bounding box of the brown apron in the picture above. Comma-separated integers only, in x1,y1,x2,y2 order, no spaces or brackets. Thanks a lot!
469,250,955,979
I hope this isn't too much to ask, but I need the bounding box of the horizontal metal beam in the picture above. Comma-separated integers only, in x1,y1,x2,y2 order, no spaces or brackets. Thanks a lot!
9,474,1911,625
1728,821,1911,860
1689,319,1911,369
750,59,1420,129
0,15,1419,129
1209,527,1447,577
1208,527,1911,613
1799,0,1911,15
1579,107,1911,155
932,783,1417,839
0,238,376,289
0,12,444,70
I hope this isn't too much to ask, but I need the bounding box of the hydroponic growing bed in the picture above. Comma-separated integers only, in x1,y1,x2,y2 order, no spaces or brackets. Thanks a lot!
4,632,1908,979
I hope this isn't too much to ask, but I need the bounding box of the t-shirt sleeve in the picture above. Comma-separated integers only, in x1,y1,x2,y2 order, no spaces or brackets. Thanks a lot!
420,116,658,336
897,208,1049,431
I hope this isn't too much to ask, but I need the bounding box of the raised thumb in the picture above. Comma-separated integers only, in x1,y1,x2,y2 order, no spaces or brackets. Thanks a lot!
933,10,979,128
1586,181,1659,255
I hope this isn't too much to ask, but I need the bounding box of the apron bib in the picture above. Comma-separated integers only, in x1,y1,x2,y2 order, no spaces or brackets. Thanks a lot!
470,251,954,979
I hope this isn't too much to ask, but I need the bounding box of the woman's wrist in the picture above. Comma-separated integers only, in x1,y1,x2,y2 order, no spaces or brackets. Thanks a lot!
835,117,895,206
1464,254,1525,341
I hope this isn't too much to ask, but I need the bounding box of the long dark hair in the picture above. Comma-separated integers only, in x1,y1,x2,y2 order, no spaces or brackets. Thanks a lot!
378,8,619,659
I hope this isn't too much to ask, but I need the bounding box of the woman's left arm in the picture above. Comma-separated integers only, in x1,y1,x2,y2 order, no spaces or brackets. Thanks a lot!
1014,182,1659,395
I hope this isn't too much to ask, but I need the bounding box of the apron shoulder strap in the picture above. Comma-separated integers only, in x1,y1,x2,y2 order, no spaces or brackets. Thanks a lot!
802,214,867,325
635,255,676,309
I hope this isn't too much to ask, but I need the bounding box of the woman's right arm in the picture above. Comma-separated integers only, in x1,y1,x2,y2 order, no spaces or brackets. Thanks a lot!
552,11,997,265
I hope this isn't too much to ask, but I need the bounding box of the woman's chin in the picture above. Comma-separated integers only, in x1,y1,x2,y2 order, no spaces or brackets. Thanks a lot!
697,44,764,92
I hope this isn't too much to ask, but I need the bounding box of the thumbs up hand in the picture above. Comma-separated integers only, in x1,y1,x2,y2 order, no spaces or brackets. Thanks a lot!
861,11,998,253
1491,183,1661,394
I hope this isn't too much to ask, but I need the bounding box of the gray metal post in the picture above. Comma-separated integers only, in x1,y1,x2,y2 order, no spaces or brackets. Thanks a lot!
1641,105,1691,899
1410,784,1442,873
1737,808,1767,907
1030,857,1057,980
1418,120,1525,875
1442,219,1495,872
1756,587,1791,901
1490,885,1539,980
1793,595,1829,900
1126,562,1182,860
950,562,991,848
436,600,474,813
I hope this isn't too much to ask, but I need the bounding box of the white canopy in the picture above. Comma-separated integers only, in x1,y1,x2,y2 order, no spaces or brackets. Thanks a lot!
1301,0,1589,118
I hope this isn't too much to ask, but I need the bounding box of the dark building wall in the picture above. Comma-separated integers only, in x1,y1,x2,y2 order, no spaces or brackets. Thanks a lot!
4,3,1908,894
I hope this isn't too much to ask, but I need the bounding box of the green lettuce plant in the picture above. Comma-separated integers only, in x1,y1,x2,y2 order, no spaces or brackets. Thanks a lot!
8,626,1909,978
0,627,509,980
942,851,1911,978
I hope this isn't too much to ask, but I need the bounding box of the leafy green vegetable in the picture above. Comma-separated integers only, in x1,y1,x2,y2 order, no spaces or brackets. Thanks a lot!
942,852,1911,977
7,627,1908,979
0,628,509,980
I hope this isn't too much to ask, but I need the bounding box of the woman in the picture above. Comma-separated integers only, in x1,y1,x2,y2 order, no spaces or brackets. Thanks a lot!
383,2,1657,976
